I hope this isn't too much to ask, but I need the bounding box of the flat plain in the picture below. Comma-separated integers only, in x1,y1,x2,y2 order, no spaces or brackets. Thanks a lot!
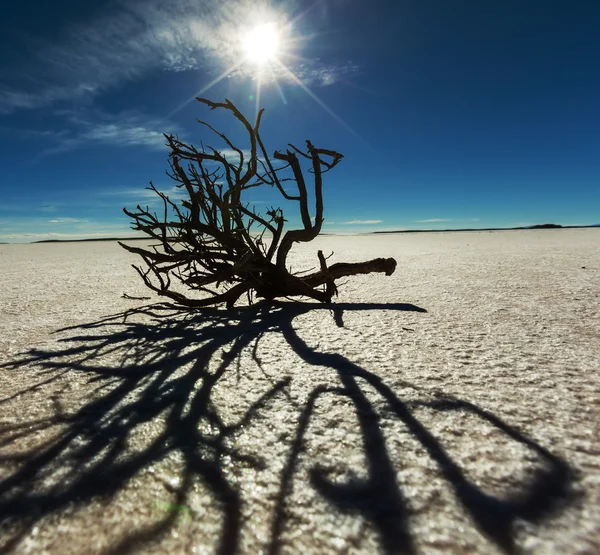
0,229,599,554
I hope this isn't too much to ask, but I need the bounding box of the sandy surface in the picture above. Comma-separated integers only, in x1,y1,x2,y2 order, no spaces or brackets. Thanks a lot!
0,229,599,554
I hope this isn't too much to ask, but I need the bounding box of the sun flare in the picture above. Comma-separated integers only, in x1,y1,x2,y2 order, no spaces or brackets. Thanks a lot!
242,23,280,65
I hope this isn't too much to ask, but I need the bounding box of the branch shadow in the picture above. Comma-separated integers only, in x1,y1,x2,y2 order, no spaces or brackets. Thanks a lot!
0,301,573,554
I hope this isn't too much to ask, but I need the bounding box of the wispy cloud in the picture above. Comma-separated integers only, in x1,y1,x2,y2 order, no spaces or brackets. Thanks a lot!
102,185,188,203
415,218,453,223
415,218,481,224
0,0,356,114
237,60,360,87
82,122,166,149
341,219,383,225
0,217,138,243
49,218,89,224
39,110,180,155
39,205,62,213
0,1,211,113
36,110,257,156
283,61,360,87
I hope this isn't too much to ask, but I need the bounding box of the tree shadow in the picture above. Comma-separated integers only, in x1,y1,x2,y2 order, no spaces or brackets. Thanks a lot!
0,301,573,554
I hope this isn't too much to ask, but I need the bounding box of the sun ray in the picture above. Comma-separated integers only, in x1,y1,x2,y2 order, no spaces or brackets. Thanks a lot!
255,74,262,122
275,60,361,140
168,60,244,117
268,65,288,104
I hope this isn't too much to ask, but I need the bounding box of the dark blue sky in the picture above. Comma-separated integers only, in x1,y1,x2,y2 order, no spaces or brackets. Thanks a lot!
1,0,599,241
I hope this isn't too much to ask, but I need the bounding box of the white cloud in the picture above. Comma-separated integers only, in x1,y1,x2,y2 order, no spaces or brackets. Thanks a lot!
216,149,254,163
341,219,383,225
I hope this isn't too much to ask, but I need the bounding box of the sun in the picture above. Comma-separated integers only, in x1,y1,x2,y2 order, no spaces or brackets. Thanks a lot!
242,23,280,65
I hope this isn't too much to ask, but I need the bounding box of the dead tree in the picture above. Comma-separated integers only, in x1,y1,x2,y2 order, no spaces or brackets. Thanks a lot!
120,98,396,309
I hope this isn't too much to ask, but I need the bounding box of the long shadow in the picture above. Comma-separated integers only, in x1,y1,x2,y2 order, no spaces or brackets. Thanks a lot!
0,301,573,554
275,317,573,554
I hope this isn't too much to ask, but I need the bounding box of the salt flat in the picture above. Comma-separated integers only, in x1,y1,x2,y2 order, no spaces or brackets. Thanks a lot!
0,229,599,554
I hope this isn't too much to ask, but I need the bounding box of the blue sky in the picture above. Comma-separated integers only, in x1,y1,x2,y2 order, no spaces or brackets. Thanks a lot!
1,0,599,242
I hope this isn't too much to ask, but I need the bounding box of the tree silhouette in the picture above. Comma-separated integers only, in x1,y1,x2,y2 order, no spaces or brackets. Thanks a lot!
121,98,396,308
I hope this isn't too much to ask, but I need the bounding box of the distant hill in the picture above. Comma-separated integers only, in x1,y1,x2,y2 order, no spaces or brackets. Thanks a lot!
33,237,148,244
527,223,562,229
373,224,599,235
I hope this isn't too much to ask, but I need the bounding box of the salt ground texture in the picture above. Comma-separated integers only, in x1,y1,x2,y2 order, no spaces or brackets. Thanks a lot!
0,229,599,554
